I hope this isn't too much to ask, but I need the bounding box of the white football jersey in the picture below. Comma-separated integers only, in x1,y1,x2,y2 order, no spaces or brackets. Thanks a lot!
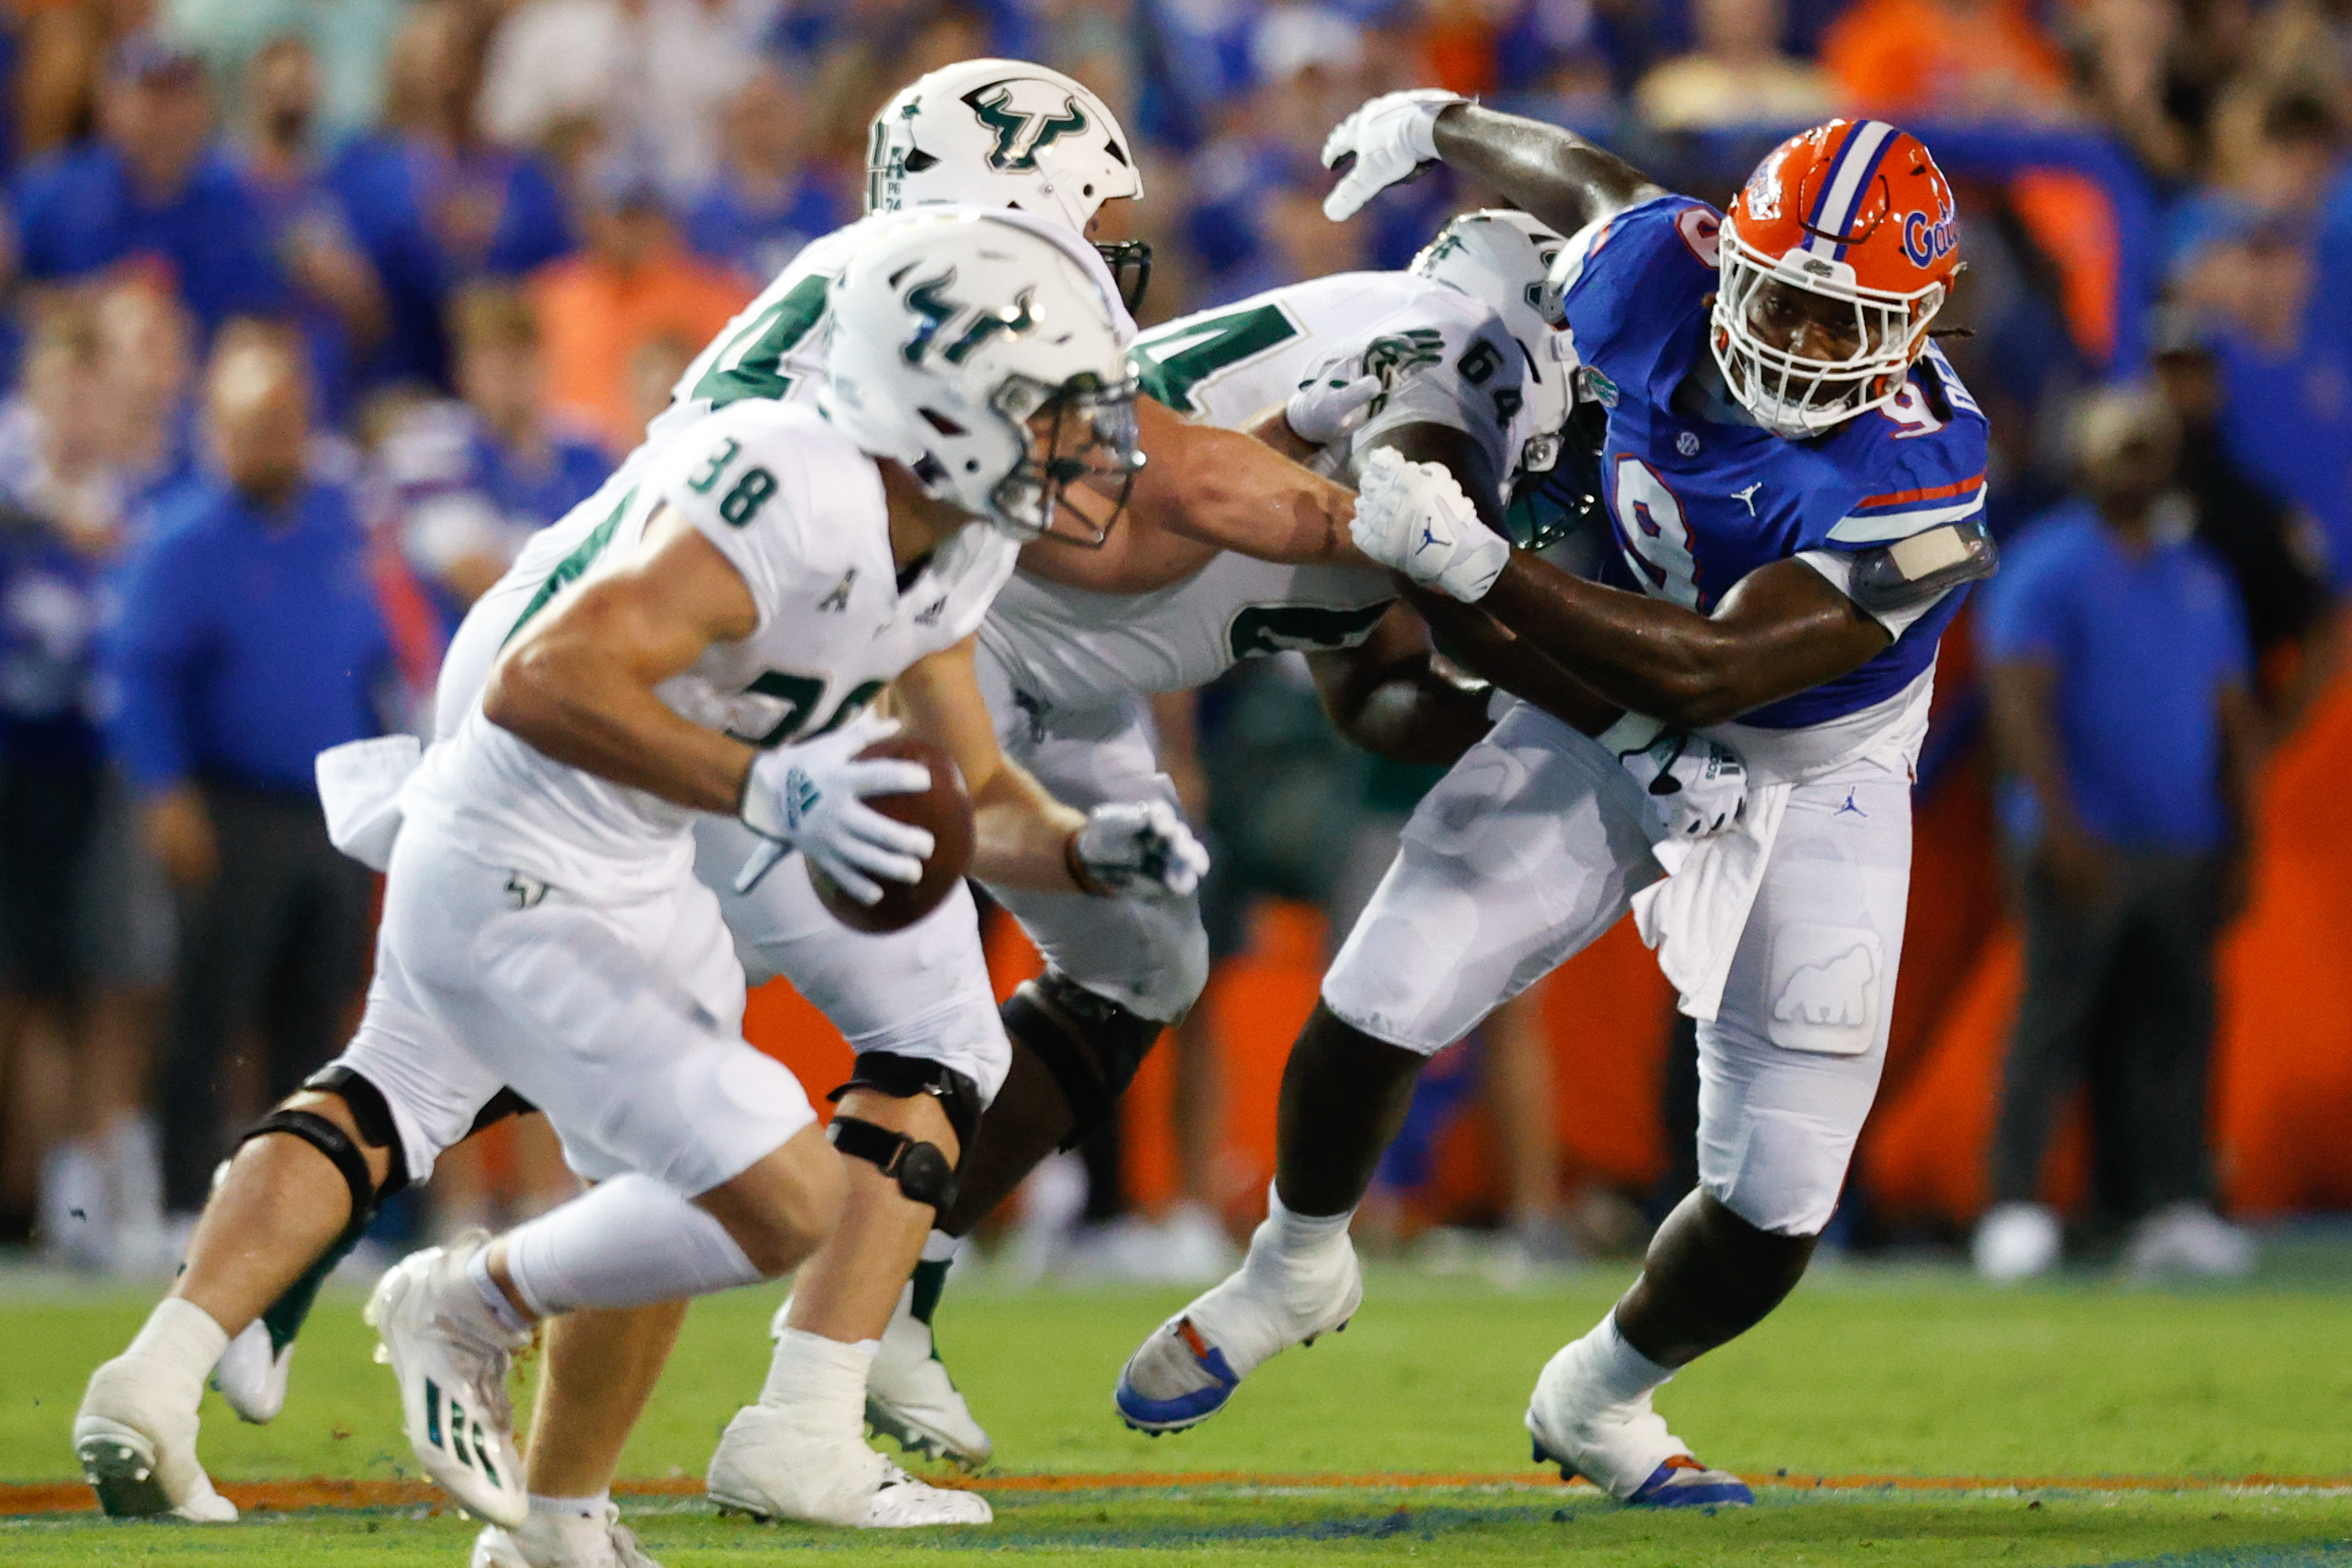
978,270,1537,711
403,400,1018,898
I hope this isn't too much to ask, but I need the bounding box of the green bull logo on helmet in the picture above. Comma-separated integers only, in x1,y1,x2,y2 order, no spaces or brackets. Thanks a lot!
961,82,1088,172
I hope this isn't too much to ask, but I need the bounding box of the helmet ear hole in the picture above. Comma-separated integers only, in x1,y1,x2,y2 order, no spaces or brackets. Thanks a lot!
920,407,967,437
903,148,938,172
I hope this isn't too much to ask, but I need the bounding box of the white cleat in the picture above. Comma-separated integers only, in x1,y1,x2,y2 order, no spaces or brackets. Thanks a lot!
863,1287,993,1470
1973,1202,2062,1283
72,1358,238,1522
473,1504,665,1566
706,1403,991,1527
365,1235,530,1529
1524,1340,1751,1508
211,1319,294,1424
1114,1213,1362,1433
2128,1203,2256,1280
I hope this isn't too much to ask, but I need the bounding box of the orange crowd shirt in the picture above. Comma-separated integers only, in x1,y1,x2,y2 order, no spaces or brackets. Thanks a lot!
1820,0,2073,122
528,246,753,452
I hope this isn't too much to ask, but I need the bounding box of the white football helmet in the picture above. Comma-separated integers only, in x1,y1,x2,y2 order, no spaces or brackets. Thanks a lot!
820,209,1143,543
1410,210,1572,477
868,60,1142,234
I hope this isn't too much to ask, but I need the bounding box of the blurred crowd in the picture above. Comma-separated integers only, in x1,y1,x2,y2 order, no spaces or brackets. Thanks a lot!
0,0,2347,1280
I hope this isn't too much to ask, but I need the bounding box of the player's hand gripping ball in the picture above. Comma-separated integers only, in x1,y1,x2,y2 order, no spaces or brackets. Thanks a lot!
736,716,973,931
807,735,975,932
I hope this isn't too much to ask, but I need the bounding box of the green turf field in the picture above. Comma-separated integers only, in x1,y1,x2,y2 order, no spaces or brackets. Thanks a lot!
4,1247,2350,1565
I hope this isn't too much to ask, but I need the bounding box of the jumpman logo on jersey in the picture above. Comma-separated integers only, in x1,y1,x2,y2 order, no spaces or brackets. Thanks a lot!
1733,482,1763,516
1834,788,1867,818
818,570,856,612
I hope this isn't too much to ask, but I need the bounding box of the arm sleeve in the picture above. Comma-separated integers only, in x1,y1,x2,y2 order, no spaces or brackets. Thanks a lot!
102,528,206,793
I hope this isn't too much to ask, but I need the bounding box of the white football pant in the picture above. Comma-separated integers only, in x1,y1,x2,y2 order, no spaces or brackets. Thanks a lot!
1321,701,1913,1237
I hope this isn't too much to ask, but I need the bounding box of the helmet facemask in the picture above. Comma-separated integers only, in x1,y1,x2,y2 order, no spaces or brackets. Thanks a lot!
975,371,1145,544
1711,217,1943,440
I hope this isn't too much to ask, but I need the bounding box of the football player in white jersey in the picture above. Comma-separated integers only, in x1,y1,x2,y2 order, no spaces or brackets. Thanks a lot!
369,211,1160,1533
68,208,1180,1541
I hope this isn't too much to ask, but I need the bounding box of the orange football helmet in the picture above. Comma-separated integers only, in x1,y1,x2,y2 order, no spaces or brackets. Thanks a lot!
1712,119,1961,439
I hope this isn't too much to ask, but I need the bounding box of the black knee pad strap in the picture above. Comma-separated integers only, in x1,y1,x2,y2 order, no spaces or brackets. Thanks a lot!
1003,971,1166,1147
299,1065,414,1201
238,1109,379,1247
828,1115,959,1212
826,1053,981,1153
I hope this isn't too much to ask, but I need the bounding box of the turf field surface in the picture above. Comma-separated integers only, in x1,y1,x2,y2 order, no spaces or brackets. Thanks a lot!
4,1248,2349,1564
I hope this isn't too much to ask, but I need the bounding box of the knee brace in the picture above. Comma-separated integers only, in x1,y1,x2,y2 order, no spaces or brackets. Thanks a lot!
825,1053,982,1214
240,1065,412,1247
1001,970,1166,1146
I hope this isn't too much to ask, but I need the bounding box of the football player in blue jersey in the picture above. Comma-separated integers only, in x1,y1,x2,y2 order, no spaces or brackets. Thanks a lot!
1115,103,1998,1509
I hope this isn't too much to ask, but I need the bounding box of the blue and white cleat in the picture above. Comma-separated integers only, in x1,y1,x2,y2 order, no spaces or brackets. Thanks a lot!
1525,1338,1751,1508
1114,1214,1361,1434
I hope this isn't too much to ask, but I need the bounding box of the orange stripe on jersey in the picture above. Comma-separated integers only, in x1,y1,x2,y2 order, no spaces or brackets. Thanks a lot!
1855,471,1987,510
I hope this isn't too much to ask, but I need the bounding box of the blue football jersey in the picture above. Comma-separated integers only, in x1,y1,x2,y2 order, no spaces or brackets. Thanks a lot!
1553,195,1990,729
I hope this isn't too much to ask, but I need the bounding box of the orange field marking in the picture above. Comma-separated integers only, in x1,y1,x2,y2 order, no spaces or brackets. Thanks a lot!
6,1470,2349,1517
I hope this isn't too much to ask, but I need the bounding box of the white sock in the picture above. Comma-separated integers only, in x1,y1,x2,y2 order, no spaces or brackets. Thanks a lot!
503,1174,762,1316
759,1327,880,1439
1581,1310,1674,1406
466,1247,532,1336
106,1116,165,1232
920,1229,960,1264
1265,1181,1353,1257
120,1297,230,1403
528,1490,609,1520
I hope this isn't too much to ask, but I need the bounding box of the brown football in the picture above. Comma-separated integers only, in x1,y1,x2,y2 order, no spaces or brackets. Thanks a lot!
807,735,975,934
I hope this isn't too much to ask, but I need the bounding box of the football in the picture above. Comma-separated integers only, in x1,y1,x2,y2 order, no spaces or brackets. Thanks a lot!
808,735,975,934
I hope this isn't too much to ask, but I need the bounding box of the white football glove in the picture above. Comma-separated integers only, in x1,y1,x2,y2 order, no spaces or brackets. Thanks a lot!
1350,445,1510,602
1285,368,1385,448
1069,800,1209,900
736,714,935,902
1320,89,1469,221
1601,713,1748,838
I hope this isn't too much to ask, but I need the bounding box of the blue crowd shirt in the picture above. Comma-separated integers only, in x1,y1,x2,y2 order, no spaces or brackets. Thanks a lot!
1980,502,2252,852
2214,328,2352,580
1553,194,1991,728
14,143,294,337
328,134,572,390
684,168,849,289
0,511,105,768
103,477,393,794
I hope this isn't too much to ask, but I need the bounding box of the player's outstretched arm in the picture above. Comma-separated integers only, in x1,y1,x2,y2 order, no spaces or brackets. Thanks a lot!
485,503,763,811
1427,104,1667,239
1320,92,1663,235
1477,554,1892,728
1348,450,1889,725
1127,397,1363,564
1015,397,1362,593
891,637,1090,892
